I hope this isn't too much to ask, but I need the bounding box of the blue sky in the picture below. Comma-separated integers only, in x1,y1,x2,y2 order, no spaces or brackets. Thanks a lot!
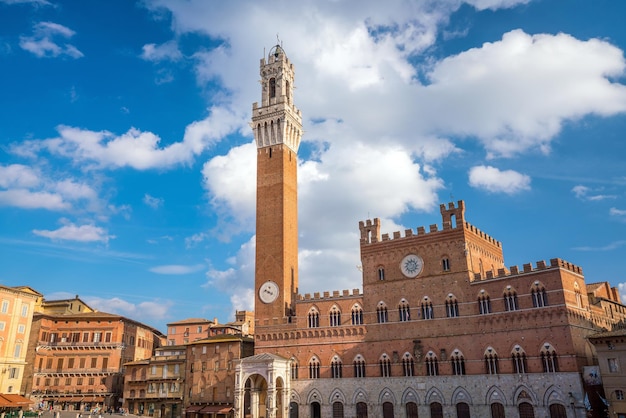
1,0,625,332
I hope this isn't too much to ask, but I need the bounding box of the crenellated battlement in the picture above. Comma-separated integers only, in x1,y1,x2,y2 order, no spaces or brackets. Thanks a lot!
472,258,583,281
359,200,501,247
464,222,501,248
297,288,362,301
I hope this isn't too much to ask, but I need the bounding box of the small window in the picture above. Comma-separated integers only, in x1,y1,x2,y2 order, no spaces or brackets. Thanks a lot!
1,301,8,314
21,305,28,317
442,258,450,271
532,282,548,307
308,309,320,328
309,357,320,379
402,353,414,377
446,295,459,318
451,350,465,375
377,303,388,323
331,356,342,379
269,78,276,98
329,306,341,327
379,354,391,377
351,305,363,325
421,299,434,320
425,352,438,376
398,299,410,322
478,292,491,315
0,322,6,331
608,358,619,373
615,390,624,401
378,267,385,281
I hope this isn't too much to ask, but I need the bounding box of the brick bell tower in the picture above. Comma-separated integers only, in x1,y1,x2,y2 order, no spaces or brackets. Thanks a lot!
252,44,302,324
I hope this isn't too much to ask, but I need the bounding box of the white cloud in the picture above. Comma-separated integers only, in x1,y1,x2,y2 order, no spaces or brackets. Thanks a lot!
11,106,245,170
149,264,204,275
19,21,83,58
610,207,626,217
141,40,183,62
0,189,69,210
572,185,616,201
85,296,173,324
468,165,531,194
0,164,40,188
33,220,114,243
143,194,164,209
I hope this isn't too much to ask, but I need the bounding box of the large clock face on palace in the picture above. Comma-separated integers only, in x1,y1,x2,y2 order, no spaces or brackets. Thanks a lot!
400,254,424,278
259,281,279,304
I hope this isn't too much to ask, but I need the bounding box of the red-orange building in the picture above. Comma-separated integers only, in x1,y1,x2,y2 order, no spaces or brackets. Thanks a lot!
234,44,626,418
22,296,164,412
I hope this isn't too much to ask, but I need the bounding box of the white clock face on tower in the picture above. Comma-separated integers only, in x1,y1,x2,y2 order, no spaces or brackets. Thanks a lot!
400,254,424,278
259,281,279,304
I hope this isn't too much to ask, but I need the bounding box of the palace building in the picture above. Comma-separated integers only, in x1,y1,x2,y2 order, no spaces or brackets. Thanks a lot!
234,44,626,418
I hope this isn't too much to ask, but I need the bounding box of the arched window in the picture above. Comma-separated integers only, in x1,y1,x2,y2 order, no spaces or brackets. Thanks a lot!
512,345,528,374
518,402,535,418
379,354,391,377
531,281,548,307
504,286,518,311
451,349,465,375
484,347,499,375
378,267,385,281
329,305,341,327
308,308,319,328
332,402,344,418
269,78,276,98
405,402,418,418
356,402,368,418
402,353,414,377
425,351,438,376
574,282,583,308
398,299,410,322
382,402,394,418
308,357,320,379
446,294,459,318
456,402,470,418
549,404,567,418
285,80,291,104
490,403,505,418
353,355,366,378
421,297,434,320
478,290,491,314
351,304,364,325
331,355,342,379
540,343,558,373
289,401,299,418
290,358,298,379
377,302,388,323
430,402,443,418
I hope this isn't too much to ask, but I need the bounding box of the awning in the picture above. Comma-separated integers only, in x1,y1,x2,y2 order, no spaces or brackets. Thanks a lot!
185,405,203,413
199,406,233,414
83,397,105,403
0,394,33,407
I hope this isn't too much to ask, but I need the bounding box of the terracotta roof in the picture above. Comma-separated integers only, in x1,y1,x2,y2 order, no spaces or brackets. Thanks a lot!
166,318,213,326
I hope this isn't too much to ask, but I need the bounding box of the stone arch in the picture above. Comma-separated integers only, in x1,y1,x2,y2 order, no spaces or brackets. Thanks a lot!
290,389,301,404
485,385,508,406
378,387,396,405
329,388,346,405
401,387,420,405
513,385,538,406
543,385,566,408
425,387,445,405
451,387,472,405
352,388,368,405
306,388,323,405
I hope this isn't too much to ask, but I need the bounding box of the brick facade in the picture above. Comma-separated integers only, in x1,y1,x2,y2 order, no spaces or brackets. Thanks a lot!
236,45,626,418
